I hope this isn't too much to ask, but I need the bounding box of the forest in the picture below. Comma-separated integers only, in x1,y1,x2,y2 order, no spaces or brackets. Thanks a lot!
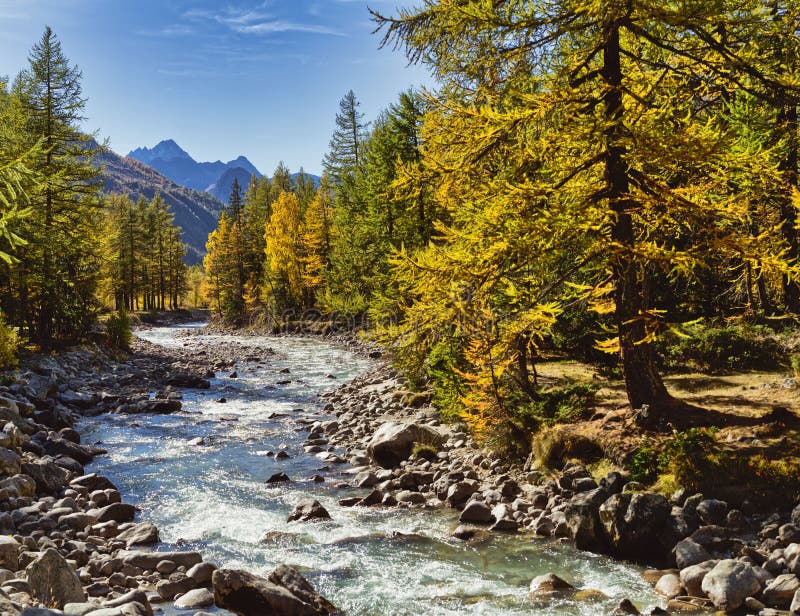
3,4,800,462
200,2,800,460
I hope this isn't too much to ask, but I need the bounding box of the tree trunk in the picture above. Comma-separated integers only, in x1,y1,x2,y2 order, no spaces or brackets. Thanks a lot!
602,20,672,417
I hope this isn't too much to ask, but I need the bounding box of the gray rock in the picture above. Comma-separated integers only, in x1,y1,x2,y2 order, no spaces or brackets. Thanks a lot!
459,501,492,524
174,588,214,609
116,522,159,547
156,573,195,600
529,573,574,595
63,604,101,616
95,502,136,523
791,589,800,615
367,422,444,468
700,559,761,611
0,536,21,571
119,550,202,571
673,537,711,569
762,574,800,608
213,568,335,616
598,492,670,562
655,573,682,599
287,499,331,522
680,560,717,598
104,590,152,616
0,447,21,475
21,459,69,494
26,548,85,608
186,561,217,586
695,499,727,526
267,565,338,614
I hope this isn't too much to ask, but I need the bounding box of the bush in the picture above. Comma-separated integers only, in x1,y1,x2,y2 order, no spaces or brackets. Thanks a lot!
105,309,132,351
658,321,781,373
628,428,722,490
0,312,20,369
550,307,618,369
513,383,599,429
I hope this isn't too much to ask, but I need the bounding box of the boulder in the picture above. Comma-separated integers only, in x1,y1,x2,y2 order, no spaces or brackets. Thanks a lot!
268,565,338,614
459,501,492,524
174,588,214,609
700,559,761,611
20,459,69,494
366,422,444,468
0,536,21,571
116,522,159,547
564,489,610,552
164,373,211,389
96,502,136,523
0,447,21,476
103,589,153,616
213,568,335,616
680,560,717,598
155,573,195,600
673,538,712,569
26,548,85,608
119,550,202,571
762,574,800,608
70,473,117,492
598,492,671,562
529,573,575,596
287,499,331,522
187,561,217,585
654,573,682,599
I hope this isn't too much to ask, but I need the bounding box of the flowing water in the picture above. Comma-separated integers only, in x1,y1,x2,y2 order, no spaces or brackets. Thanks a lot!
79,324,663,615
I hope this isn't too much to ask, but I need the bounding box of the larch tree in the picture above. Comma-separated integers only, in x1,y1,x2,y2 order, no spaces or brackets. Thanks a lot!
13,26,101,344
264,191,304,313
372,1,795,427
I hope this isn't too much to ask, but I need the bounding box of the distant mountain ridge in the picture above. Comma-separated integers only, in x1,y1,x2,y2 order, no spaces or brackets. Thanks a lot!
127,139,262,193
94,142,224,265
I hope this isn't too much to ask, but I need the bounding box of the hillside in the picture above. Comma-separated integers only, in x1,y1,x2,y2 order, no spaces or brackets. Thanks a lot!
95,145,223,264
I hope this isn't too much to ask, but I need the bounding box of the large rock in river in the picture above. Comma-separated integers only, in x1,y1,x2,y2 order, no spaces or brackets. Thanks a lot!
367,422,444,468
26,548,85,608
21,459,69,494
700,559,761,611
213,567,336,615
598,492,671,563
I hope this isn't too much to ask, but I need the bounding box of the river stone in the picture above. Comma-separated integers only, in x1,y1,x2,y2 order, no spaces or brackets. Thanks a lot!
680,560,717,598
156,573,195,600
120,550,202,571
673,537,711,569
71,473,118,493
187,561,217,585
762,573,800,607
174,588,214,609
0,536,21,571
791,589,800,614
96,502,136,523
700,559,761,611
0,447,21,475
367,422,444,468
598,492,671,562
696,499,728,526
26,548,85,608
104,590,153,616
266,472,290,484
63,603,101,616
287,499,331,522
529,573,575,596
268,565,338,614
459,501,492,524
655,573,682,599
116,522,159,547
213,568,331,616
21,459,69,494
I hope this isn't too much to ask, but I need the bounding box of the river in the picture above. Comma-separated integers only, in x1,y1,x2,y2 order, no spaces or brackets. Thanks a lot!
77,324,662,615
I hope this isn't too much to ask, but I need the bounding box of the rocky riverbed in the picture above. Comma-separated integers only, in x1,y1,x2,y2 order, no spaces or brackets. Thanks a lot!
1,323,799,615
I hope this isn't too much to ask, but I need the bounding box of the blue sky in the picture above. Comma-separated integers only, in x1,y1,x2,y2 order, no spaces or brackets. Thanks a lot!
0,0,432,175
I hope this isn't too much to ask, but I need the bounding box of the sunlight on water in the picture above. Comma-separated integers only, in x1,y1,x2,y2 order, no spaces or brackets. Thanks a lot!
80,325,664,615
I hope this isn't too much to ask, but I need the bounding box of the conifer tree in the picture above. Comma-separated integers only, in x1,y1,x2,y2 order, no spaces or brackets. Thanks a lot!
264,191,304,312
322,90,368,186
13,26,101,343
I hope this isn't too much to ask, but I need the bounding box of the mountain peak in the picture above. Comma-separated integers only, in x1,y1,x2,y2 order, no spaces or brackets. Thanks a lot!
128,139,194,165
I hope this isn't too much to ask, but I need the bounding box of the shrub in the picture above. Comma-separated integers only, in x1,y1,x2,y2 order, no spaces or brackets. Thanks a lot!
105,308,132,351
628,428,722,490
658,321,781,373
513,383,599,429
411,442,438,461
0,312,20,369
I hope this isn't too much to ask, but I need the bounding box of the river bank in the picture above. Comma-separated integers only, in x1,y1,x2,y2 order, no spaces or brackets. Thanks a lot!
1,323,798,615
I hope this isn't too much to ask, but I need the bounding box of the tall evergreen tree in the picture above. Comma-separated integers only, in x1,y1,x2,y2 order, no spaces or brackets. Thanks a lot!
322,90,368,186
13,26,101,343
